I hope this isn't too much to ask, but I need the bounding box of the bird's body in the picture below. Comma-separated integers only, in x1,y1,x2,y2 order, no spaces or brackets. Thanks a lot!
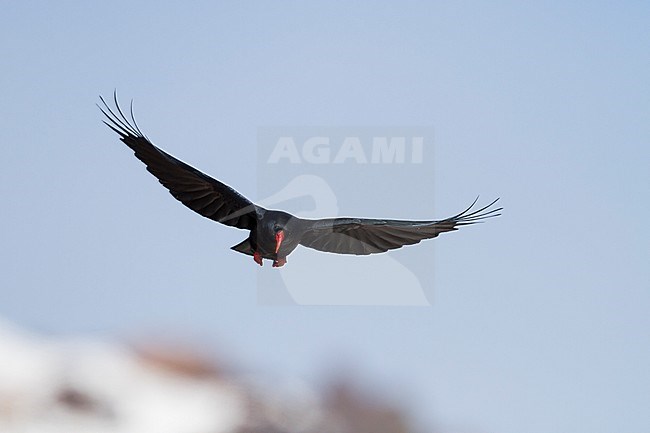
99,94,501,267
231,209,304,266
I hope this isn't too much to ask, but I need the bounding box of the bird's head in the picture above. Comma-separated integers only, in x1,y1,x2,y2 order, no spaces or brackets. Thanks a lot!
263,211,295,255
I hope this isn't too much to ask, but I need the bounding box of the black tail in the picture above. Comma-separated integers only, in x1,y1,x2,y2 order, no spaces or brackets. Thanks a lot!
230,239,254,256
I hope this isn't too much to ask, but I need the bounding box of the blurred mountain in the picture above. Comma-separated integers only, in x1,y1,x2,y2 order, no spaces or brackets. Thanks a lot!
0,319,418,433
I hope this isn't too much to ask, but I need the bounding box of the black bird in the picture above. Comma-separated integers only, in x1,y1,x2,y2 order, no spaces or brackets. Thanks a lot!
99,94,502,267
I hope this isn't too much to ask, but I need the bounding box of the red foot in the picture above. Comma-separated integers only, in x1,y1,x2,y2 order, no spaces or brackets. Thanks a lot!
253,251,263,266
273,258,287,268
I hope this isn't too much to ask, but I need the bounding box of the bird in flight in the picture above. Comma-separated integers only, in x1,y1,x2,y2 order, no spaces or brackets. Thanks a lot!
99,93,501,267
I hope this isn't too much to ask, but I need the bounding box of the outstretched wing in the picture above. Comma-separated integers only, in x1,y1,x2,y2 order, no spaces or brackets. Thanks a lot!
99,93,259,230
298,198,501,255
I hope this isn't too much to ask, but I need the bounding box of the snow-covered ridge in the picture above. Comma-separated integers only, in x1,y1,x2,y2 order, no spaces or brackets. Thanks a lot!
0,319,414,433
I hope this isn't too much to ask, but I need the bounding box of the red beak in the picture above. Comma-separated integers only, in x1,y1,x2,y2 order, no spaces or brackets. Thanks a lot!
275,230,285,254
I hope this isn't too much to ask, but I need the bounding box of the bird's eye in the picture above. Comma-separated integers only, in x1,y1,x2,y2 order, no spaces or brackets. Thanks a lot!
273,224,280,231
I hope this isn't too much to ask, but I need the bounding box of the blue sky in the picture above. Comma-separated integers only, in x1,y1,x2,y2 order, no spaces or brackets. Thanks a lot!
1,2,649,432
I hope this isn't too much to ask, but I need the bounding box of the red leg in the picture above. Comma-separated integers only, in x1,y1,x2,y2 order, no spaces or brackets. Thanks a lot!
253,251,263,266
273,257,287,268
